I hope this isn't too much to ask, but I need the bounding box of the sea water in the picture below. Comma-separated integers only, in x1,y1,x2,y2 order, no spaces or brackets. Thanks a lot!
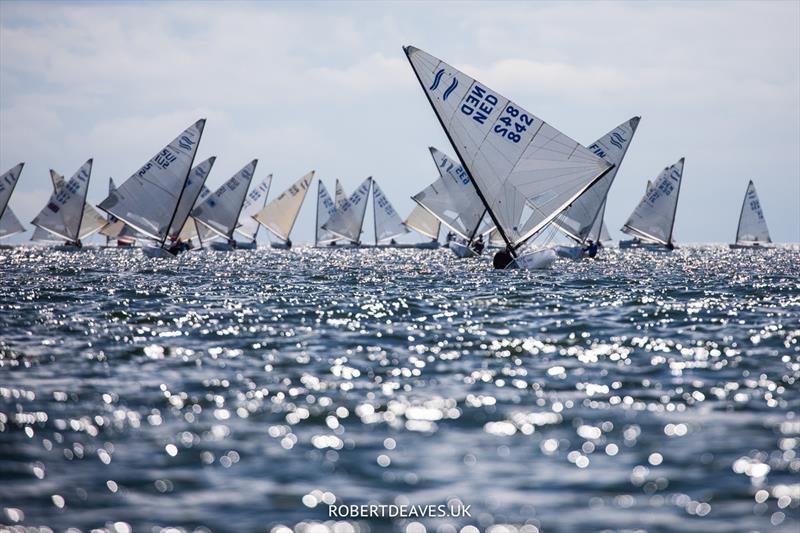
0,246,798,533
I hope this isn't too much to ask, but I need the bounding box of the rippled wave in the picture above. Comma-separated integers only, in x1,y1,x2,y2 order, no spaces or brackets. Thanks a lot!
0,246,798,533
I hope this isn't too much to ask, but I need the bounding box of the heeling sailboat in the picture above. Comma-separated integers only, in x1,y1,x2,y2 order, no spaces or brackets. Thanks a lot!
233,174,272,249
0,163,26,243
253,170,315,249
320,177,372,246
192,159,257,251
372,180,410,246
730,180,772,249
100,178,134,247
159,156,216,254
620,158,685,251
413,147,490,258
403,46,614,269
31,159,94,249
314,181,339,247
97,119,206,258
32,169,107,245
552,117,641,257
403,204,441,248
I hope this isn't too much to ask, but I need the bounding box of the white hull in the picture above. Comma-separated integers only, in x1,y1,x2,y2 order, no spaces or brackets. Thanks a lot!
142,246,176,258
509,249,557,270
619,239,673,251
554,245,584,259
449,241,478,258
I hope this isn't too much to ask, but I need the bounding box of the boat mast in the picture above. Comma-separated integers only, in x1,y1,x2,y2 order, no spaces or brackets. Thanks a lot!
402,47,516,256
73,160,91,245
252,177,271,244
229,163,256,243
373,181,379,246
666,158,684,247
314,180,321,247
159,123,204,250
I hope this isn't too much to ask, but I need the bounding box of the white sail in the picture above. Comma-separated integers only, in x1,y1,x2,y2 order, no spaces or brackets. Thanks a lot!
0,163,24,220
404,204,440,240
553,117,640,243
735,180,771,244
235,174,272,242
315,181,338,245
586,199,610,243
488,228,505,248
405,46,613,250
193,160,256,241
47,169,107,240
335,179,348,210
31,159,93,242
372,180,409,243
98,119,205,243
621,158,685,245
412,147,487,240
0,163,26,241
167,157,217,239
0,208,25,240
253,171,315,242
321,177,372,243
177,185,212,243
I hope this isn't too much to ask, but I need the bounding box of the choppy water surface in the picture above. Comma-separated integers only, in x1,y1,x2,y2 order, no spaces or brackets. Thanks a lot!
1,246,798,533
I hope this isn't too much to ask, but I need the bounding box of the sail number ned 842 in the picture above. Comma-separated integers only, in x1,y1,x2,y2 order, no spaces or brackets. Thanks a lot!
493,105,533,143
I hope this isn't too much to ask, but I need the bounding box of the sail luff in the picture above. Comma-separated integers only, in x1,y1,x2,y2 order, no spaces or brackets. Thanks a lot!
402,47,514,252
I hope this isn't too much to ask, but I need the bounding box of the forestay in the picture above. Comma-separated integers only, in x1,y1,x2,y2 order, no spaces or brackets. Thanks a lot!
621,158,685,245
193,159,255,241
235,174,272,242
321,177,372,243
372,180,409,243
166,157,217,240
412,147,487,240
98,119,205,243
253,171,315,242
735,181,771,244
404,46,613,251
315,181,338,245
404,204,440,240
553,117,640,243
31,159,93,242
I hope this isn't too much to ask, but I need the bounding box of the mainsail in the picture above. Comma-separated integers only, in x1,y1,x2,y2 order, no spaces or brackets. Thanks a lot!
97,119,205,244
334,179,348,210
178,185,212,243
404,46,613,253
0,163,25,240
404,204,440,240
253,171,315,242
193,159,256,241
553,117,640,243
372,180,409,243
235,174,272,242
321,177,372,243
412,147,487,240
315,181,338,245
621,158,685,246
735,180,771,245
31,159,93,242
46,169,107,240
168,157,216,240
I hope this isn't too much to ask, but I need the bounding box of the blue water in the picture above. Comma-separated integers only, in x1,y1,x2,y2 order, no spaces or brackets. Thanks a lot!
1,245,798,533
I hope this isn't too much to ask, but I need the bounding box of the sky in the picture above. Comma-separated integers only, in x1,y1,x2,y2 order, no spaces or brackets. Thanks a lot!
1,0,798,245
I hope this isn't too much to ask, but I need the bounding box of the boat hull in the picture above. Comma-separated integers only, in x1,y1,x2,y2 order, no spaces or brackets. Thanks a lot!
508,249,557,270
142,246,176,258
619,239,674,251
449,241,478,258
271,241,291,249
554,245,584,259
729,243,770,250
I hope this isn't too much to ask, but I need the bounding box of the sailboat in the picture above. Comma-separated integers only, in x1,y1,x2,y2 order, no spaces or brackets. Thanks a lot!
552,117,641,259
403,204,441,248
413,147,490,258
98,119,206,258
192,159,257,251
233,174,272,249
320,177,372,246
253,171,315,248
32,169,107,246
0,163,26,244
730,180,772,249
314,181,339,247
404,46,614,269
31,159,94,249
100,178,137,247
372,180,410,247
620,158,685,250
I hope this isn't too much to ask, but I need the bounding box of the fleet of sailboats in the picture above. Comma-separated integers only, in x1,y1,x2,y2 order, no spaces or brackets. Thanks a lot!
0,48,786,261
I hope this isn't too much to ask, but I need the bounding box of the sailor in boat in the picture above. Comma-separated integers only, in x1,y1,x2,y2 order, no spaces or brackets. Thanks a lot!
472,234,485,255
390,238,397,246
65,239,83,248
584,239,598,258
446,231,454,244
285,238,292,249
227,238,238,249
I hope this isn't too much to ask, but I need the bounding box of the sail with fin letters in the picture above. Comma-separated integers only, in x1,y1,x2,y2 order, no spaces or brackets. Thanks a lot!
403,46,613,258
315,181,338,246
235,174,272,243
